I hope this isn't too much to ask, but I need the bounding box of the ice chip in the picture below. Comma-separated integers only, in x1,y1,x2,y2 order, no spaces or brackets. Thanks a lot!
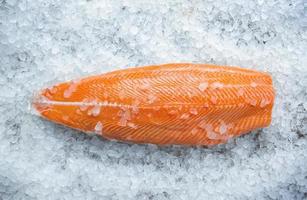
219,122,228,134
63,81,78,98
211,82,224,89
251,82,258,88
180,113,190,120
94,121,103,133
127,122,138,129
198,82,208,92
91,106,101,117
189,108,198,115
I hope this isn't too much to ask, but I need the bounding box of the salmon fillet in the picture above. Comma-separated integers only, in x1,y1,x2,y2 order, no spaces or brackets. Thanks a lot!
33,63,275,146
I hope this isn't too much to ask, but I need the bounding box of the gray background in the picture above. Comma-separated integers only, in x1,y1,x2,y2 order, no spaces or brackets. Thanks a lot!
0,0,306,199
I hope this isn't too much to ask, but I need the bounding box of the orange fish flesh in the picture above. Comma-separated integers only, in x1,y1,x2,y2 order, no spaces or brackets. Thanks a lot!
33,63,275,146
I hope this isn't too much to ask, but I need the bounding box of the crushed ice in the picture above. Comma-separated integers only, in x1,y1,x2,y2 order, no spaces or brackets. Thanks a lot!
1,0,306,199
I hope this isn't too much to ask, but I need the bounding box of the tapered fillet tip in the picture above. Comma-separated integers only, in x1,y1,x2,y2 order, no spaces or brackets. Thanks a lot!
31,89,75,130
31,81,76,114
31,83,101,134
31,90,51,116
31,84,67,117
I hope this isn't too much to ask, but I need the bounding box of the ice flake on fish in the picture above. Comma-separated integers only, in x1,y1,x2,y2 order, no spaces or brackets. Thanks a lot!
127,122,138,129
211,82,224,89
191,128,198,135
79,98,91,111
218,121,228,134
63,80,79,98
132,100,140,114
237,88,245,96
147,94,157,104
48,86,58,94
62,115,69,121
90,105,101,117
168,110,178,115
207,131,219,140
260,98,271,108
203,103,209,108
198,120,209,130
198,82,208,92
202,124,219,140
94,121,103,134
189,108,198,115
180,113,190,120
75,109,82,115
248,99,257,106
139,82,151,90
251,82,258,88
118,108,132,127
119,117,127,127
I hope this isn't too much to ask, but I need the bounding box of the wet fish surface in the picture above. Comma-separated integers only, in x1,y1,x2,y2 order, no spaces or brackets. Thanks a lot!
33,63,275,146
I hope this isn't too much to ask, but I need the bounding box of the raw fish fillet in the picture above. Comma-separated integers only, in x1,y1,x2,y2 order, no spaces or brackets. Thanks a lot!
33,63,275,146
